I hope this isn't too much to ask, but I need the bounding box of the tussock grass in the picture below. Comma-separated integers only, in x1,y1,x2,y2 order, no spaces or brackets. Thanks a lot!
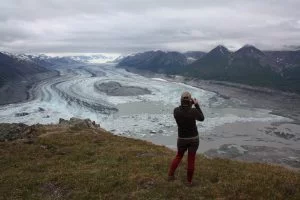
0,125,299,200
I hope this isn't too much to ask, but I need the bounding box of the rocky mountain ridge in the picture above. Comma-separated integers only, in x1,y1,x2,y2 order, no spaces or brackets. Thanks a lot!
0,52,60,105
0,52,117,68
117,45,300,93
118,50,188,73
0,52,49,82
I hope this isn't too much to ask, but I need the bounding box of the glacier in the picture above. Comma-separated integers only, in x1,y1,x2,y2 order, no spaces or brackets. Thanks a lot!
0,63,289,137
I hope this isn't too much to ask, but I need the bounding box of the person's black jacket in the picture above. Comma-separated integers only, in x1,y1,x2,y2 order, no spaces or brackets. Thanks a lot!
173,104,204,138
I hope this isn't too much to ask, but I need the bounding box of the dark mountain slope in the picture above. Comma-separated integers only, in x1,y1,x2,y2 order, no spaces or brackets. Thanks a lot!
117,50,187,74
0,52,58,105
186,45,231,80
226,45,283,86
0,52,48,83
185,45,285,88
184,51,206,59
264,50,300,68
117,46,300,93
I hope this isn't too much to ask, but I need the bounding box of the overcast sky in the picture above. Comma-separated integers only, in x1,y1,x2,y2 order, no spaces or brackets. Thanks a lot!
1,0,300,54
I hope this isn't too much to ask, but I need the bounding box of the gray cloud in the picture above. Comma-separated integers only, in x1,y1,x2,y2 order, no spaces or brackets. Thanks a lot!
1,0,300,54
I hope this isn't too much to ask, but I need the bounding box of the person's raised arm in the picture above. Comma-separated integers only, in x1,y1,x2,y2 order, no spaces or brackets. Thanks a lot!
193,98,204,121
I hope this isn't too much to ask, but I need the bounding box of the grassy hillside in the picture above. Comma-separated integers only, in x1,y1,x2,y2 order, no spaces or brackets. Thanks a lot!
1,123,299,200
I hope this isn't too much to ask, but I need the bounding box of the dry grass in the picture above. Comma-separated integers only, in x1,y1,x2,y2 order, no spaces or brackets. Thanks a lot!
0,124,299,200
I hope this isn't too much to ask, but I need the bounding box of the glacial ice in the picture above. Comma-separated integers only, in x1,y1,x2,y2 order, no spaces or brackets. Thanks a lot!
0,64,290,139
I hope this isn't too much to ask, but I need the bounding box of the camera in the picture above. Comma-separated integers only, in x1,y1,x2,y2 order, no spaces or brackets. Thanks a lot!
190,98,194,104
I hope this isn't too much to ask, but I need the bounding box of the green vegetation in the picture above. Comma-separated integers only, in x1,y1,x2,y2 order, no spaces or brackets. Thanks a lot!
1,124,299,200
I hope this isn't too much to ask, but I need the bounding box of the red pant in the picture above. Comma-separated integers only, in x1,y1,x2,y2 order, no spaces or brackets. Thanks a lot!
168,138,199,183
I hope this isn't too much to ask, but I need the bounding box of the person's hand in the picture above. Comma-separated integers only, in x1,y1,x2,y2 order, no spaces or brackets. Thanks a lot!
193,98,199,105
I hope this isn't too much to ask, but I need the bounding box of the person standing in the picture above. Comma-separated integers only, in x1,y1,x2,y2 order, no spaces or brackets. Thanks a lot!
168,91,205,185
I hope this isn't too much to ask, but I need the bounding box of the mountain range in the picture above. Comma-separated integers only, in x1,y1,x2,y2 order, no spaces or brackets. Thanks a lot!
0,52,62,105
1,46,300,97
117,45,300,93
0,52,50,84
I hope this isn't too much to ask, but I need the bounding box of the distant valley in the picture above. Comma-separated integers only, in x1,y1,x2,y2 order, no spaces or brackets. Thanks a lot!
1,46,300,105
1,49,300,168
0,52,118,105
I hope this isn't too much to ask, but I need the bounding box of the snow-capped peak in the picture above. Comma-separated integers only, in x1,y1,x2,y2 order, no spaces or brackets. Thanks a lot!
0,52,35,63
69,54,121,64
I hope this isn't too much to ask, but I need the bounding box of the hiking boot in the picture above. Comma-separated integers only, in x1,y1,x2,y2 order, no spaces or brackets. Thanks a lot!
184,181,193,187
167,175,175,181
